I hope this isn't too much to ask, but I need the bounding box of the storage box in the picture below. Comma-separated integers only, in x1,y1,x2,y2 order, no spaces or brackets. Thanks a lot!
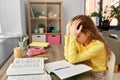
32,35,46,42
47,34,60,44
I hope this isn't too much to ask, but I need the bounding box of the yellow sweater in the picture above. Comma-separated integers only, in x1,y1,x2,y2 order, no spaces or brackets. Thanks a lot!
64,35,107,72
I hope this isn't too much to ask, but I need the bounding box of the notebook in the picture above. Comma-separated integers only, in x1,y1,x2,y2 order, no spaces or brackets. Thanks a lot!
29,42,49,47
7,58,45,76
45,60,92,80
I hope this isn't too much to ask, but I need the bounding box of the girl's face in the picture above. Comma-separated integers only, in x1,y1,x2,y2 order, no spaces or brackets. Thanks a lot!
77,32,90,46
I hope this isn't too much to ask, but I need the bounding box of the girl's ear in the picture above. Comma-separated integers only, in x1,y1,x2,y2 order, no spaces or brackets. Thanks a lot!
86,31,91,37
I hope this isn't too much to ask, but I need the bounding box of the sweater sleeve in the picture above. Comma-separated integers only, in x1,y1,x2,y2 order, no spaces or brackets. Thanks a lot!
64,35,69,60
66,35,105,64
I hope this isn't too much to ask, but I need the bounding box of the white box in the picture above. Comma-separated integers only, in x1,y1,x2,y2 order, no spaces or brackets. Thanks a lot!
32,35,46,42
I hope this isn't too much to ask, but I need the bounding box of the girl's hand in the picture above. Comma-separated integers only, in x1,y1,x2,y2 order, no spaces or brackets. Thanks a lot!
70,20,82,36
66,20,72,35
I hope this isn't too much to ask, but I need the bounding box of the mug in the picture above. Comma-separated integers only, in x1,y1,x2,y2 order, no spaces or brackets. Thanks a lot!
14,47,23,58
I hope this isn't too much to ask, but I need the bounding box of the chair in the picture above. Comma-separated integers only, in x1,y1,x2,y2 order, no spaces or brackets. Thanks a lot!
105,52,116,80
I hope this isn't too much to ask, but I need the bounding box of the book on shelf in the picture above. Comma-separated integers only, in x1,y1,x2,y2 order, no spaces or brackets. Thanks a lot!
30,7,35,18
45,60,92,80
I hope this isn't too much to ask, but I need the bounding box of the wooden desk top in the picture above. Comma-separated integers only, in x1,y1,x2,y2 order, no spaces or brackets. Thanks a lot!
0,44,64,80
0,44,94,80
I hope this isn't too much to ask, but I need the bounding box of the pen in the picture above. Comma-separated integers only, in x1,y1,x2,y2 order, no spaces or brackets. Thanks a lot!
22,37,26,43
22,37,28,43
54,66,70,71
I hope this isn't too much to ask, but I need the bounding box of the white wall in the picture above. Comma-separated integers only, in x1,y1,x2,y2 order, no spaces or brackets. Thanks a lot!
62,0,85,44
0,21,2,34
0,0,85,42
0,0,26,36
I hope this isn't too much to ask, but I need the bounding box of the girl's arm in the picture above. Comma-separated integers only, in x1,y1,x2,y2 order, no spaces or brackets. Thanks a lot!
67,35,105,63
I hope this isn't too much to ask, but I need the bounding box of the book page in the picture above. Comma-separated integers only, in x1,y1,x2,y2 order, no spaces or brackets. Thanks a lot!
45,60,73,73
45,60,92,80
53,64,92,79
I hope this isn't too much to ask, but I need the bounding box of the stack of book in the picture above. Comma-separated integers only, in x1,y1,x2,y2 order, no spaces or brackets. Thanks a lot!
7,58,51,80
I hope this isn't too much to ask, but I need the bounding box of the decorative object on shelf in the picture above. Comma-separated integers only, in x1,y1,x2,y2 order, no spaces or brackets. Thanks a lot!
38,23,45,33
34,28,39,33
91,1,120,30
48,11,58,18
39,11,46,18
35,12,40,17
52,29,60,33
47,27,54,33
40,11,45,16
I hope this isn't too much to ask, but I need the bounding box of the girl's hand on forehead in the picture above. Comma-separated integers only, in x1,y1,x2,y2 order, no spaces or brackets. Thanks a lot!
66,20,72,35
66,20,72,30
70,19,82,36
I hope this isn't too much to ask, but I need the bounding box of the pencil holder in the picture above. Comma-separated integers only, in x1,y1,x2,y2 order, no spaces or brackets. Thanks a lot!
18,42,27,51
14,47,23,58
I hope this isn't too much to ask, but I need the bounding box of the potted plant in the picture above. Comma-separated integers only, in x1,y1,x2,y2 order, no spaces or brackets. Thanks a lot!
91,6,111,30
110,5,120,28
91,2,120,30
38,23,45,33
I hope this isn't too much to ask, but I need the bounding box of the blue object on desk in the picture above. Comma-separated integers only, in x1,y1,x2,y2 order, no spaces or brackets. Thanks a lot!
54,66,70,71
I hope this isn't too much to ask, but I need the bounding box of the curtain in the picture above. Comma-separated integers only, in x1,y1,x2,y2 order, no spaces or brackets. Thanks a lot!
0,0,26,37
85,0,100,26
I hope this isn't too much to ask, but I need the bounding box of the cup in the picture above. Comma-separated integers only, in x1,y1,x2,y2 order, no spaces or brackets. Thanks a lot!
14,47,23,58
19,42,27,51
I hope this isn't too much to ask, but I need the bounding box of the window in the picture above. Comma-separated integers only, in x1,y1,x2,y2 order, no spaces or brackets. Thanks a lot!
85,0,119,26
85,0,100,26
102,0,119,26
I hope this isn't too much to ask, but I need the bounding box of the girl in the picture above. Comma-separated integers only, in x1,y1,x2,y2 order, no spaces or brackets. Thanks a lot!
64,15,111,80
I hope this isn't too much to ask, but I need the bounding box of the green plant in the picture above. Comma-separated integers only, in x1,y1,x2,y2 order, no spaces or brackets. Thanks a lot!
110,5,120,24
38,23,45,28
91,2,120,23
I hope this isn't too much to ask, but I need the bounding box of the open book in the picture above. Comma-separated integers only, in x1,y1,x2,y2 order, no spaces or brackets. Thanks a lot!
45,60,92,80
7,58,45,76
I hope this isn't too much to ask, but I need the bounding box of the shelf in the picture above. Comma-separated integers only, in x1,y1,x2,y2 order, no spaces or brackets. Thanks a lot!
28,0,62,44
30,17,61,20
32,33,61,35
